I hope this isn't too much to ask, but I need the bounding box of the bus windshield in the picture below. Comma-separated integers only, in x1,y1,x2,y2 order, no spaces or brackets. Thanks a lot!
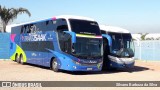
69,19,101,35
109,32,134,57
72,37,103,59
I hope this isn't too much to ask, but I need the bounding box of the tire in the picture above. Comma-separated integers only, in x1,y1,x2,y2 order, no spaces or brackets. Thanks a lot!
19,54,24,65
14,54,18,62
51,58,59,72
15,54,20,63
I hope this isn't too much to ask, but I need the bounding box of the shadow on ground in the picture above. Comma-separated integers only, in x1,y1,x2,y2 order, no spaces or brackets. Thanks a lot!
59,65,150,75
18,62,150,75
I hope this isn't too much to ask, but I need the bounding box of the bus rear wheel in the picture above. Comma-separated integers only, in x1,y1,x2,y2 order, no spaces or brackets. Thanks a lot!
19,54,24,65
51,58,59,72
15,54,20,63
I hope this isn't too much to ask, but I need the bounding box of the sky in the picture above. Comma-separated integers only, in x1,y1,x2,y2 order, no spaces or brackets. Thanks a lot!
0,0,160,33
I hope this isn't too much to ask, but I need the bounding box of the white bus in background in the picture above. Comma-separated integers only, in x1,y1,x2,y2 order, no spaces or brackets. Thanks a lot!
6,24,18,33
100,25,135,70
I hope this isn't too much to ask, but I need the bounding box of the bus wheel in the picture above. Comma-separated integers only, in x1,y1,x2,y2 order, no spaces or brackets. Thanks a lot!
52,58,59,72
19,54,24,65
15,54,19,63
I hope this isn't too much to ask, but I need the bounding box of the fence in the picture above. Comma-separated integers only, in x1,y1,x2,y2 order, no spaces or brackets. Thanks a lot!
0,33,10,59
134,40,160,61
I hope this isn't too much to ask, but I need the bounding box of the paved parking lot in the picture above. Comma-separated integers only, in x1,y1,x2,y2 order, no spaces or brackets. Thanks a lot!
0,60,160,90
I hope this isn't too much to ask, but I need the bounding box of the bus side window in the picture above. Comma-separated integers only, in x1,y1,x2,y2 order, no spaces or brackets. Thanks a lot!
101,30,106,34
23,25,30,33
21,27,23,34
57,25,68,35
57,28,71,53
57,25,68,52
56,19,69,53
21,26,27,34
46,21,49,25
34,22,45,33
29,24,34,33
46,20,55,31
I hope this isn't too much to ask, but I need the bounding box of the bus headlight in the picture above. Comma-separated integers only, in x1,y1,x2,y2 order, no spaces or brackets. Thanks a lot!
108,55,119,62
108,55,124,64
72,60,81,65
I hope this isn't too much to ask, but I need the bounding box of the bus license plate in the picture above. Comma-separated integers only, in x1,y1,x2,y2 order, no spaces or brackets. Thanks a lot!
87,68,92,70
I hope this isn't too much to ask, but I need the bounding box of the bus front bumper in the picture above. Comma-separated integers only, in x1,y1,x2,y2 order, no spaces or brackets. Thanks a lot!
61,61,103,71
70,65,102,71
108,55,135,68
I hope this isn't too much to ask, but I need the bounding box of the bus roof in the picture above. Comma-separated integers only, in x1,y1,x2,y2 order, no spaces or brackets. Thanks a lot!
55,15,95,21
100,25,130,33
11,15,96,27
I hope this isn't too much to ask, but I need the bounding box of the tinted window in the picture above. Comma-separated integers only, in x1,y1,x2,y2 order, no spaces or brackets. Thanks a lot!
39,41,54,52
33,22,45,33
11,19,56,34
21,41,54,52
46,20,55,31
72,37,103,56
58,33,71,53
69,19,101,35
101,30,106,34
33,20,55,33
19,24,35,34
56,19,70,53
21,42,39,51
57,25,68,31
108,32,134,57
25,25,31,33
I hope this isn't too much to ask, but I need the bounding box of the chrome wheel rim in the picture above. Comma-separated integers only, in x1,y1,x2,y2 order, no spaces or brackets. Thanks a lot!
20,56,23,63
53,60,57,69
16,55,18,61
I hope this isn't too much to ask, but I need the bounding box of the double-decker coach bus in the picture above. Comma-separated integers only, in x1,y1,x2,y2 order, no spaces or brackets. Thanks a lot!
100,25,135,70
10,15,103,72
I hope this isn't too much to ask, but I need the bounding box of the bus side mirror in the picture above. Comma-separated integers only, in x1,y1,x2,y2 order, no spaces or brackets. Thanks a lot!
102,34,112,46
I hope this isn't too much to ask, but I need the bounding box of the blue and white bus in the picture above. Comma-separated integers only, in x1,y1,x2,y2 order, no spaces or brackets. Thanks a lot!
100,25,135,70
10,15,103,72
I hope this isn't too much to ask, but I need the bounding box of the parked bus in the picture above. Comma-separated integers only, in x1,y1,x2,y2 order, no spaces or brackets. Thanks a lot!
10,15,103,72
100,25,135,70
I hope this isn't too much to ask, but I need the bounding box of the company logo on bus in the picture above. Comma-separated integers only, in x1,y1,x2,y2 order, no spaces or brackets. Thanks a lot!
22,34,47,41
81,60,97,64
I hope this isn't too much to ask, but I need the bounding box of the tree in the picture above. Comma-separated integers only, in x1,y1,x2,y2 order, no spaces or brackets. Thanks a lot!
139,33,148,40
146,38,151,40
0,5,31,32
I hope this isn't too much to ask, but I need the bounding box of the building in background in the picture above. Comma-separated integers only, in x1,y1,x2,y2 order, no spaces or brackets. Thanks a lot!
132,34,141,40
132,33,160,40
145,34,160,40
